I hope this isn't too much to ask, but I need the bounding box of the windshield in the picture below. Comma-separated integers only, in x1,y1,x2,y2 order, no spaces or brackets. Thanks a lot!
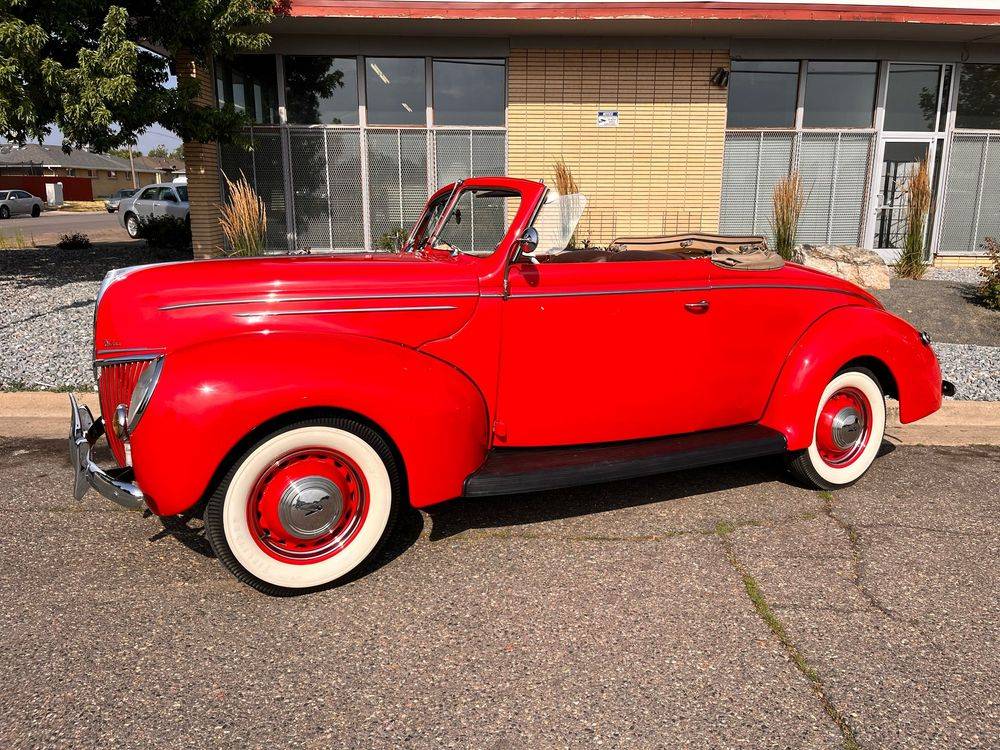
410,187,522,257
529,192,589,256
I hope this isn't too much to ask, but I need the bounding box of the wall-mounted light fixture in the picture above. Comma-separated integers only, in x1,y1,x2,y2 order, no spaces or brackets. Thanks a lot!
711,67,730,88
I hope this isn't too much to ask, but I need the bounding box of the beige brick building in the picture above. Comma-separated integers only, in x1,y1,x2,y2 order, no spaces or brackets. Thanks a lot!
184,1,1000,266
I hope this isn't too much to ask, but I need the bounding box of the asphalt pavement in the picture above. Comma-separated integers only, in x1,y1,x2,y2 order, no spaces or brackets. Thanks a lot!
1,439,997,749
1,210,129,244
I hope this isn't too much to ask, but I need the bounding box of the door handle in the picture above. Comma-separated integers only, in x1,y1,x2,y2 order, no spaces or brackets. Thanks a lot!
684,300,710,314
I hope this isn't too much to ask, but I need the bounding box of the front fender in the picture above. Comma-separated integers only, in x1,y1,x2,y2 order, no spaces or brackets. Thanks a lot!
760,305,942,450
130,331,489,516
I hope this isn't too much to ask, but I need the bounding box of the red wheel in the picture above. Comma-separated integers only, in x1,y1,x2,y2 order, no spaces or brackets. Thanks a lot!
205,418,401,594
246,447,370,564
788,368,886,490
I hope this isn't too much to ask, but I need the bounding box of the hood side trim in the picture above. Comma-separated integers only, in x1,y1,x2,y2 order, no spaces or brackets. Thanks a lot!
161,292,478,312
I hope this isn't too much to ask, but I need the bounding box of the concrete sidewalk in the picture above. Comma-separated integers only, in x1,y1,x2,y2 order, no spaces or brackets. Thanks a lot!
2,391,999,445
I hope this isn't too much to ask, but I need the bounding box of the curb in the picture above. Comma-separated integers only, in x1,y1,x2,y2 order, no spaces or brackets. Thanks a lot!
2,392,999,445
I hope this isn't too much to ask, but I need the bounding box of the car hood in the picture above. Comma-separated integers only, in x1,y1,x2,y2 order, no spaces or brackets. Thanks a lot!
94,253,481,358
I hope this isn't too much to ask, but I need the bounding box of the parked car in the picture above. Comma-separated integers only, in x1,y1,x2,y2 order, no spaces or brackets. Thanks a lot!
70,177,949,594
0,189,43,219
104,188,136,213
118,183,189,238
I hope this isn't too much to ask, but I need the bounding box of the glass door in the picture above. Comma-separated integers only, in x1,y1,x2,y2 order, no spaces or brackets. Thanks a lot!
873,139,935,257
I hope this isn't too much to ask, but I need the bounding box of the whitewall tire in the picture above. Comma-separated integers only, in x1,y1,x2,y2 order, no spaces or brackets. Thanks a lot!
205,418,401,595
787,368,886,490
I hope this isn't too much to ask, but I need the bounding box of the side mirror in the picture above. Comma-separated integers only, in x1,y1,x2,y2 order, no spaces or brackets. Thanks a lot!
516,227,540,264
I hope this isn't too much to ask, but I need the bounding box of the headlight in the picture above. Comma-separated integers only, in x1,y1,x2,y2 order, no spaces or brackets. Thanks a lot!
127,357,164,432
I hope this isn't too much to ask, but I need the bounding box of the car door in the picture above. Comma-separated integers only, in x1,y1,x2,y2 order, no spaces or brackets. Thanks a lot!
495,256,718,447
131,187,159,219
12,190,31,215
158,187,184,219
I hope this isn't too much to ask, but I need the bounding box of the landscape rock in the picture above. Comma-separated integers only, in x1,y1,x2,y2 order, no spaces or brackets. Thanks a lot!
793,244,891,290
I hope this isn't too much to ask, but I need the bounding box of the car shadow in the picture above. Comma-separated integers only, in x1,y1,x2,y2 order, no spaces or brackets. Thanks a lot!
0,243,191,289
424,455,789,542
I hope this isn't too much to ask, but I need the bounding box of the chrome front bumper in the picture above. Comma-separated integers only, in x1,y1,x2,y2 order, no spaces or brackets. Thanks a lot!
69,394,144,510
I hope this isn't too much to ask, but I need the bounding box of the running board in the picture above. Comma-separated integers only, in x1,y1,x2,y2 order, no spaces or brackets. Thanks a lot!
463,424,787,497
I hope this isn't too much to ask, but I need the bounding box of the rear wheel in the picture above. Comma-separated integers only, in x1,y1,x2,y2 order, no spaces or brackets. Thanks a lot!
787,368,886,490
124,212,140,238
204,418,401,595
31,204,41,217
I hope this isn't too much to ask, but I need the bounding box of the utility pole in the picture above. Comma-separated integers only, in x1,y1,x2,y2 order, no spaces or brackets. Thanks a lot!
128,145,138,188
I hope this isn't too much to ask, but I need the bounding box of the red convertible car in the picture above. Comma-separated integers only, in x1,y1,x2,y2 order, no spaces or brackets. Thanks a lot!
70,177,950,594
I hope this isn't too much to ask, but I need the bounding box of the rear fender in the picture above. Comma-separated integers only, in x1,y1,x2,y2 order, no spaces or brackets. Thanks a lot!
760,305,942,450
130,331,489,516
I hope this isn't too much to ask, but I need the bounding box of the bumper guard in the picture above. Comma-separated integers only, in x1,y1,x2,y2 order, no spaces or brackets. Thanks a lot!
69,394,144,510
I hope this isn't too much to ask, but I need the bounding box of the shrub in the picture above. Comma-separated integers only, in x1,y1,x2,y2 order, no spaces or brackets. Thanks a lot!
220,173,267,256
978,236,1000,311
771,170,804,260
379,227,407,252
56,232,92,250
136,214,192,250
893,158,931,279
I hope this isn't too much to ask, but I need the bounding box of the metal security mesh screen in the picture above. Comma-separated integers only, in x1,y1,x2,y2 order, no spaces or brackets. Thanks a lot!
219,129,289,253
222,125,506,253
721,130,873,245
287,128,365,252
433,130,507,253
367,129,429,251
719,132,795,239
798,132,874,245
939,133,1000,254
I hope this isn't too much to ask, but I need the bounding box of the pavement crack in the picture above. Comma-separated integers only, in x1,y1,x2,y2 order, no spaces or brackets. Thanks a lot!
818,491,898,622
715,522,863,750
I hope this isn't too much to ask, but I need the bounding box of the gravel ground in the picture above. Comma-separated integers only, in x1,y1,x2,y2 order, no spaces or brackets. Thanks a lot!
0,243,189,389
935,343,1000,401
2,440,997,749
1,245,998,399
922,266,984,284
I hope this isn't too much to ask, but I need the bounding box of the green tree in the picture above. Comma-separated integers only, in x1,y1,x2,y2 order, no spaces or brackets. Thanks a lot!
147,144,170,158
0,0,283,152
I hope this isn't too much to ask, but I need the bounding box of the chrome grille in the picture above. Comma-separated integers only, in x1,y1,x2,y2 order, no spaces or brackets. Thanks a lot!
96,359,151,467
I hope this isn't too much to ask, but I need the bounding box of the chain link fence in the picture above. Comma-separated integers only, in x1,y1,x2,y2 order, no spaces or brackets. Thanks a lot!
220,126,506,254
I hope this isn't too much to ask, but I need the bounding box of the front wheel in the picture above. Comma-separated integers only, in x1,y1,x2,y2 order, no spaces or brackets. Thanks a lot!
0,206,9,219
204,418,401,595
124,212,140,238
787,367,886,490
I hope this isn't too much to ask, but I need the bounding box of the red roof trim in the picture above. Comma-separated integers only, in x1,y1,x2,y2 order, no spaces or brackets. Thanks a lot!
288,2,1000,25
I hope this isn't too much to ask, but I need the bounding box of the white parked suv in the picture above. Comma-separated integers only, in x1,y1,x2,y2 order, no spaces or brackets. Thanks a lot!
118,183,190,238
0,189,43,219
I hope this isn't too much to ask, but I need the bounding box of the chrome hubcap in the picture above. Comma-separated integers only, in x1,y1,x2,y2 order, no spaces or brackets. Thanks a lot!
277,476,343,539
831,407,863,449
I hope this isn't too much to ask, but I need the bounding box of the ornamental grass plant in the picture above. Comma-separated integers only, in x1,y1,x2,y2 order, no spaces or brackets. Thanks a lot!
220,173,267,256
894,158,931,279
771,170,804,260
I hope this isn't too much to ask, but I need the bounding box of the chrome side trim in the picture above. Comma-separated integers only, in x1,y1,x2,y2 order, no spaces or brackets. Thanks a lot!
160,292,478,312
233,304,458,319
485,283,872,302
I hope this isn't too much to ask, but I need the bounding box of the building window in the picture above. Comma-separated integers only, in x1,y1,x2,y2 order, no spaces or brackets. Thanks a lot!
215,55,279,125
365,57,425,125
803,61,877,128
956,64,1000,130
726,60,799,128
884,63,942,132
432,58,505,126
284,56,359,125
